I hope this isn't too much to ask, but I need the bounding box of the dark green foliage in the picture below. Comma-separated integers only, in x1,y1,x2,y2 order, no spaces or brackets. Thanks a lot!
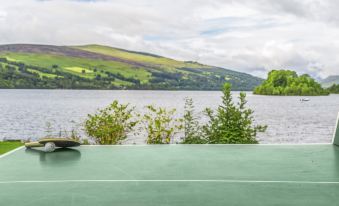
327,84,339,94
254,70,329,96
182,98,206,144
148,67,263,91
84,101,138,145
203,83,267,144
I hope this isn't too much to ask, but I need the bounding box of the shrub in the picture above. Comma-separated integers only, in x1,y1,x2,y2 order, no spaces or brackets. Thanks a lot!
203,83,267,144
182,98,206,144
143,105,183,144
84,100,138,144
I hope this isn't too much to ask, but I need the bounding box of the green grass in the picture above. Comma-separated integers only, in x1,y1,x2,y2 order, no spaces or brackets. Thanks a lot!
64,66,94,74
63,66,97,79
0,141,23,155
27,69,59,78
75,45,213,72
1,52,151,83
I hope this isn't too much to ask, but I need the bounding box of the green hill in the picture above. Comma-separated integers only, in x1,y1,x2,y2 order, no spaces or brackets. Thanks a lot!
327,84,339,94
0,44,262,90
321,75,339,88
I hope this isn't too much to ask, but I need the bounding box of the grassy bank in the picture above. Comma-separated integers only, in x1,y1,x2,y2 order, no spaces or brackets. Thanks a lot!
0,141,23,155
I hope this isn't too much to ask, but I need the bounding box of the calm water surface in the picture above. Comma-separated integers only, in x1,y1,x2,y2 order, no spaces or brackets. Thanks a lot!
0,90,338,144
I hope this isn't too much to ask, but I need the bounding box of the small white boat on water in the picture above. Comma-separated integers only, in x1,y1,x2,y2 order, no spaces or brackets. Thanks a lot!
300,98,310,102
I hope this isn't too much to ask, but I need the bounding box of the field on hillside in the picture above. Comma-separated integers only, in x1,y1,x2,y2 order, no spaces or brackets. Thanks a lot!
75,45,212,72
0,44,262,90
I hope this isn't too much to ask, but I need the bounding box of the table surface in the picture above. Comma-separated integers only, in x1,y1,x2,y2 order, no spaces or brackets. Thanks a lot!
1,144,339,206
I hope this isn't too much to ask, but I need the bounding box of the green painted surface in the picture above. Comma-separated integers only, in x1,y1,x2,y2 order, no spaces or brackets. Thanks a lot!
333,115,339,146
1,145,339,206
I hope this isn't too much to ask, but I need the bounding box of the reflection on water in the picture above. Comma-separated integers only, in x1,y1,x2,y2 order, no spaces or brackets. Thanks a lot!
25,148,81,166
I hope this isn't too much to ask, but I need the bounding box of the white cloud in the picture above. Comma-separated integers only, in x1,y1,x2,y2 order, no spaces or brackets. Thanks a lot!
0,0,338,78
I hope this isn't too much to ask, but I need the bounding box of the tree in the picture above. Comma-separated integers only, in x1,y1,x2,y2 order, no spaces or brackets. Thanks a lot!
84,100,138,144
254,70,329,96
203,83,267,144
143,105,183,144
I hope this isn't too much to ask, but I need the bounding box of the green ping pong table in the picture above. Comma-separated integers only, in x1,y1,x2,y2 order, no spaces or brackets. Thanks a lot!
0,116,339,206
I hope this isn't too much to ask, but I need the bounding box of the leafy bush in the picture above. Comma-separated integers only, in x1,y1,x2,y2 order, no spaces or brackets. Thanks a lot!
143,105,183,144
84,100,138,144
182,98,206,144
203,83,267,144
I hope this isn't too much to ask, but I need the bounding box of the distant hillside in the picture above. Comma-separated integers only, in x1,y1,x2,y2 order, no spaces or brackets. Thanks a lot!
0,44,262,90
321,75,339,88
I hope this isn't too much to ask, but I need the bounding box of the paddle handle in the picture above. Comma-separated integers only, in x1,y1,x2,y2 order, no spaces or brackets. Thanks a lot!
25,142,44,148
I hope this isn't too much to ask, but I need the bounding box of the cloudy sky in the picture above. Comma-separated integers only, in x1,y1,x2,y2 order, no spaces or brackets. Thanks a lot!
0,0,338,78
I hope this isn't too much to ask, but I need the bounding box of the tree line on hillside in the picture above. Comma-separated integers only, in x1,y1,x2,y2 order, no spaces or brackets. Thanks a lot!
253,70,329,96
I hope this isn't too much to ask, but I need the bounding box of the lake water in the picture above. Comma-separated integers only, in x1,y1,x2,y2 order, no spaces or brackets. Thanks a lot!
0,90,338,144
